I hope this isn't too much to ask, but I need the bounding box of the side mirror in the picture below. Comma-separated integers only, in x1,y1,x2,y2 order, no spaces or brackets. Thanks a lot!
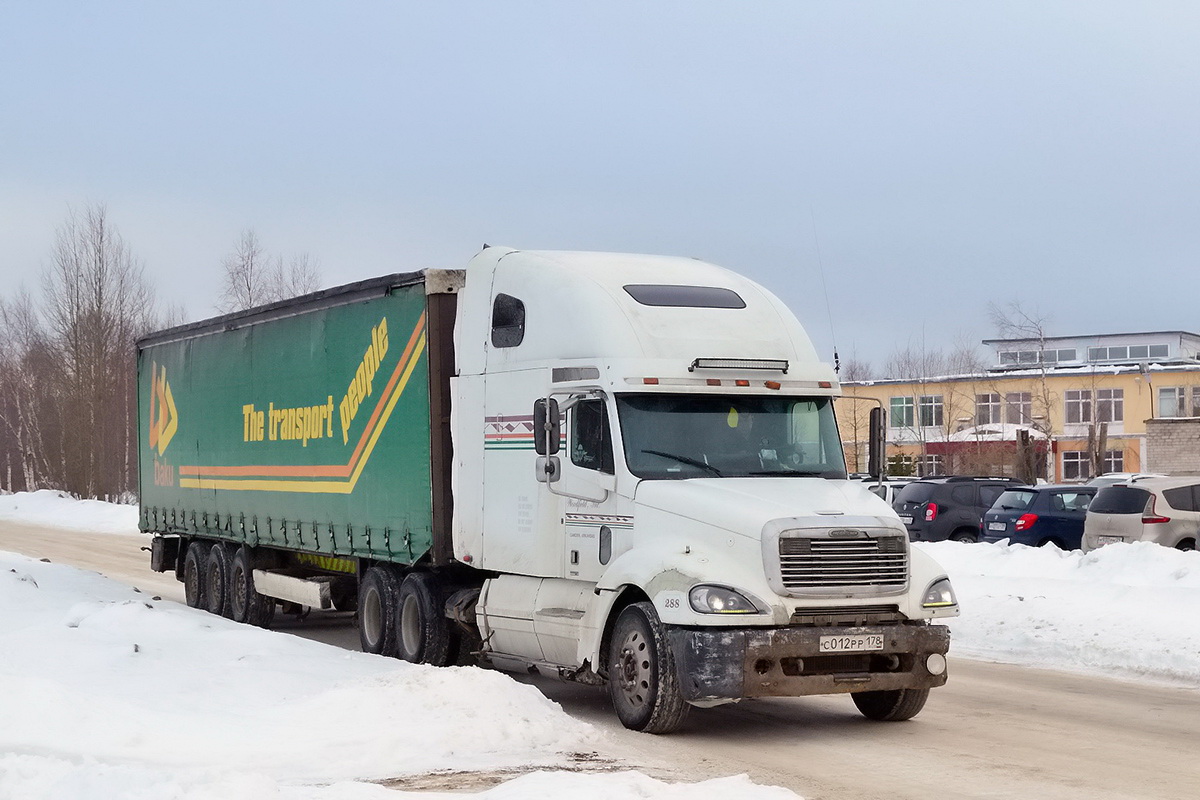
533,397,560,456
867,406,885,479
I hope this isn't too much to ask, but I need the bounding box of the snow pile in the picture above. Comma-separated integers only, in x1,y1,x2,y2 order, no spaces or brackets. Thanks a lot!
0,490,139,535
0,552,799,799
922,540,1200,685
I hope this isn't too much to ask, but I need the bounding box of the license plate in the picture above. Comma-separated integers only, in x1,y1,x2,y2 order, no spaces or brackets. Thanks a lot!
1097,535,1124,546
898,515,913,525
819,634,884,653
988,522,1006,531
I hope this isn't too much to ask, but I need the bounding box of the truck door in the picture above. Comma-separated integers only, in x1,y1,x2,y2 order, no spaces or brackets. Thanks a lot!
531,395,632,666
558,397,629,583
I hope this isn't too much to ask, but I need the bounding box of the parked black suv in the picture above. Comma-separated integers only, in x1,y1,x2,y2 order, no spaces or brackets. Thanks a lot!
892,476,1029,543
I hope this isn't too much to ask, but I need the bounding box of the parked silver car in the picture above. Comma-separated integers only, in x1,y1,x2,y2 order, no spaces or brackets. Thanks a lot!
1082,476,1200,552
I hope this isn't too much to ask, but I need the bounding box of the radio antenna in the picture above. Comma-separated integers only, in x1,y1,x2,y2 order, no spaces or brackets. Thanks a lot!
809,208,839,373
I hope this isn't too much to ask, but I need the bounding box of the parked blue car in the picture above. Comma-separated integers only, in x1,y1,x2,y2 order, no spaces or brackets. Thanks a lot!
980,484,1097,549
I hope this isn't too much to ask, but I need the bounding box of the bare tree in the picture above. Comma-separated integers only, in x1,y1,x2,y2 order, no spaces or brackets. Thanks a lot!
988,301,1059,479
0,290,53,491
40,204,156,498
217,229,321,312
835,355,875,472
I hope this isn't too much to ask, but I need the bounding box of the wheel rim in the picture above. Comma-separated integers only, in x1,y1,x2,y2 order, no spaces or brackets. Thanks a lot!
363,587,383,647
184,558,200,605
400,593,421,656
614,627,651,709
232,565,247,617
207,562,221,605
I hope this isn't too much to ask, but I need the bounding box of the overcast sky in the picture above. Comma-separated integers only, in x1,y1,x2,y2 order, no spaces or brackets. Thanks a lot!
3,2,1198,373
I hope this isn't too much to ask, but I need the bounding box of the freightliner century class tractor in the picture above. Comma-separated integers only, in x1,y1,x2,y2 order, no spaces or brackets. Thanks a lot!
140,246,958,733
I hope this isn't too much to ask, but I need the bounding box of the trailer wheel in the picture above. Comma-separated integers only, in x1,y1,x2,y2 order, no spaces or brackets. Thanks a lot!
607,601,690,733
852,688,930,721
183,540,207,609
230,546,275,628
204,543,234,618
358,566,400,656
397,572,455,666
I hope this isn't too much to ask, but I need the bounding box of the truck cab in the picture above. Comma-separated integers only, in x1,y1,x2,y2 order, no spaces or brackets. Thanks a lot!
451,247,956,732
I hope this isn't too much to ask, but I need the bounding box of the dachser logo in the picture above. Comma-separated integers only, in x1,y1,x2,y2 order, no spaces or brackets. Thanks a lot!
148,362,178,456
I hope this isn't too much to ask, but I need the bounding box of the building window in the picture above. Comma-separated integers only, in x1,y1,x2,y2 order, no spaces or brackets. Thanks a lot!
1104,450,1124,474
1005,392,1032,425
1062,451,1090,481
918,395,944,427
1065,390,1092,424
1096,389,1124,423
1089,343,1169,362
916,454,944,477
975,393,1001,425
1159,387,1185,418
889,397,914,428
1192,387,1200,417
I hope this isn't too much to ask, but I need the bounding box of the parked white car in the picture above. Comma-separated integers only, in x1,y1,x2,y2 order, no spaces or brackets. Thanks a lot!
1082,476,1200,552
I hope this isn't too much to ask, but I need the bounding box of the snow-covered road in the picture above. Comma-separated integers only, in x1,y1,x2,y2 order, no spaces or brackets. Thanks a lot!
3,490,1200,799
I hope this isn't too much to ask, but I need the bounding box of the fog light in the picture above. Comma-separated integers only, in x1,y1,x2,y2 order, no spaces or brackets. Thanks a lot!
926,653,947,676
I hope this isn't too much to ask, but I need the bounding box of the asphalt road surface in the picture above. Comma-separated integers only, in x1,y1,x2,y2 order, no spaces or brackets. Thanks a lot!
3,519,1197,800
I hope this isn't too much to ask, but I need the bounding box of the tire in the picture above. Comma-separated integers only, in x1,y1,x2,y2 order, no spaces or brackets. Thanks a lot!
182,540,207,609
949,529,977,544
230,546,275,628
1177,538,1196,552
396,572,456,666
1037,537,1063,549
358,566,401,656
852,688,930,721
606,601,690,734
204,543,234,618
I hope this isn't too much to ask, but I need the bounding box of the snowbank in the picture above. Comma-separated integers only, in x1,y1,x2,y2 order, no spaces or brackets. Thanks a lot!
921,540,1200,685
0,490,139,535
0,552,799,799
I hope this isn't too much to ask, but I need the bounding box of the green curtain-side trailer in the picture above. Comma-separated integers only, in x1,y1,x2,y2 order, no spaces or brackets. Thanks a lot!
137,272,459,568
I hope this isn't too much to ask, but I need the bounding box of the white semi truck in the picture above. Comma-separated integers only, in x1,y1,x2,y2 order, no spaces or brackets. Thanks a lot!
142,246,957,734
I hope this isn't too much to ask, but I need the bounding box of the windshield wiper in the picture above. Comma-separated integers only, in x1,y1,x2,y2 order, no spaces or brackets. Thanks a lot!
641,449,723,477
749,469,840,478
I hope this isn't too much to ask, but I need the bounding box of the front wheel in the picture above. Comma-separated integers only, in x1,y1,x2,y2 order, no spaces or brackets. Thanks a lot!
852,688,930,721
607,602,690,734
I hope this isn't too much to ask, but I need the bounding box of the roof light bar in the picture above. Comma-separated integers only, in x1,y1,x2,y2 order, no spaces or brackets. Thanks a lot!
689,358,789,373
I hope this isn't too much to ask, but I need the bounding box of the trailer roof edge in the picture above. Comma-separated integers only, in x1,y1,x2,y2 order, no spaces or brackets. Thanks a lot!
138,271,427,349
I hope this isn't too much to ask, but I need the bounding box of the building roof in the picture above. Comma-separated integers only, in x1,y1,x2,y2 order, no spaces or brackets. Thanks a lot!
982,331,1200,346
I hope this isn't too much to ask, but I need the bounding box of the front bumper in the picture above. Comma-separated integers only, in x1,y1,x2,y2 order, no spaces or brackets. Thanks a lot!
668,622,950,702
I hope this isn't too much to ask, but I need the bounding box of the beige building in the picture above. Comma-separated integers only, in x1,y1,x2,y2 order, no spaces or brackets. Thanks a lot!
837,331,1200,481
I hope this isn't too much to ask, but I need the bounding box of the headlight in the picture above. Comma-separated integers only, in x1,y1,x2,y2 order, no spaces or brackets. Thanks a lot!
689,585,763,614
922,577,957,608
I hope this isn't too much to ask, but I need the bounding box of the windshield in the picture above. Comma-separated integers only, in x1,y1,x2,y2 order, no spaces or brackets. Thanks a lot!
615,393,847,479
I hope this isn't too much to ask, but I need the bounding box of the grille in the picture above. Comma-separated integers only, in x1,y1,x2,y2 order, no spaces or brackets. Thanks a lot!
778,534,908,590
